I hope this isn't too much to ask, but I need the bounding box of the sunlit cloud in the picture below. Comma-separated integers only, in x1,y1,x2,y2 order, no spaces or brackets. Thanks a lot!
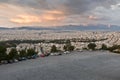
10,10,65,26
10,15,42,24
88,15,98,20
41,10,65,21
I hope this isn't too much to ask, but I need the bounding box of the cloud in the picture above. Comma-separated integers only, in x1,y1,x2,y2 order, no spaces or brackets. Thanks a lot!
10,10,65,26
0,0,119,17
0,0,119,15
88,15,98,20
0,0,120,27
0,0,49,10
10,15,42,24
59,0,119,15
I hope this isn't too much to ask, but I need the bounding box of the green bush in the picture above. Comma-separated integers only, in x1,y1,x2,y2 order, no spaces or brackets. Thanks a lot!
0,46,7,62
19,50,27,58
27,49,37,57
63,45,67,51
51,45,58,53
101,44,108,50
63,40,75,51
8,48,18,60
88,43,96,50
68,46,75,51
108,45,120,52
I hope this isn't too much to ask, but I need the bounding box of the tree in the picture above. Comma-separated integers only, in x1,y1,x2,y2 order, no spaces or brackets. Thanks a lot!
63,45,67,51
27,49,37,57
101,44,108,50
88,43,96,50
51,45,58,53
19,50,27,58
63,40,75,51
8,48,18,60
108,45,120,52
66,40,71,44
0,46,7,62
68,46,75,51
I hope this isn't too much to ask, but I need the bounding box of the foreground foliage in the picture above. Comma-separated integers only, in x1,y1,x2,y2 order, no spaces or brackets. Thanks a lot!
0,46,38,64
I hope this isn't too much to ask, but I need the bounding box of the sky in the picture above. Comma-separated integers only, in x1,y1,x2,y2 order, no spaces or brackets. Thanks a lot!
0,0,120,28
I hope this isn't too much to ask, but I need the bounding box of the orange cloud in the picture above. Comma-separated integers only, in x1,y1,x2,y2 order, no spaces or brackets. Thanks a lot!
10,10,65,26
10,15,42,24
88,15,98,20
41,10,65,21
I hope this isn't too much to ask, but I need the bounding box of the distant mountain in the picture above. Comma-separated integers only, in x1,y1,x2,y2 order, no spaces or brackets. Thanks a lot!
0,24,120,31
0,27,11,30
0,26,54,30
52,24,120,31
15,27,53,30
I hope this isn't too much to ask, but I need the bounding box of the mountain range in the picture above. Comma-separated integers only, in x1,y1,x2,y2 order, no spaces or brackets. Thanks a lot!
0,24,120,31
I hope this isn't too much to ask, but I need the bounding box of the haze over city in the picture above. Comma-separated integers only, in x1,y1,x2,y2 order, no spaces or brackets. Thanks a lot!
0,0,120,28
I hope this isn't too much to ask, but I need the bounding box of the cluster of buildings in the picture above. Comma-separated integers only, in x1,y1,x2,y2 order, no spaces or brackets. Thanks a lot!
1,30,120,53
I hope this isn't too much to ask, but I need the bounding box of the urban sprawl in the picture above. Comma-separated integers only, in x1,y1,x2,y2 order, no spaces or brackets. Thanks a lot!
0,30,120,64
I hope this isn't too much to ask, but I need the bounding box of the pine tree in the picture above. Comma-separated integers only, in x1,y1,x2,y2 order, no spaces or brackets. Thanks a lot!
8,48,18,60
51,45,58,53
88,43,96,50
0,46,7,62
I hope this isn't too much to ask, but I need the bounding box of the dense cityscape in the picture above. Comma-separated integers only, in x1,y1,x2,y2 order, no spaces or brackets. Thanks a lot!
0,30,120,64
0,30,120,49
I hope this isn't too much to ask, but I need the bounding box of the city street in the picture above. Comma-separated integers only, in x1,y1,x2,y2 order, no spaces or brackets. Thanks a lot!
0,51,120,80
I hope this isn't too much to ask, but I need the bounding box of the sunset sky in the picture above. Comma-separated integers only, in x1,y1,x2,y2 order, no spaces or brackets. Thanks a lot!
0,0,120,28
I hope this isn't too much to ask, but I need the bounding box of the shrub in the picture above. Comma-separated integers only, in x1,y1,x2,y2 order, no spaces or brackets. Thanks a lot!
63,45,67,51
8,48,18,60
27,49,37,57
108,45,120,52
0,46,7,62
19,50,27,58
63,40,75,51
101,44,108,50
68,46,75,51
51,45,58,53
88,43,96,50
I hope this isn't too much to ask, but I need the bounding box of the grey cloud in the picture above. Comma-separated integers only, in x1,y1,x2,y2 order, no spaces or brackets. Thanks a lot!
0,0,50,10
0,0,119,15
60,0,120,15
0,0,119,10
